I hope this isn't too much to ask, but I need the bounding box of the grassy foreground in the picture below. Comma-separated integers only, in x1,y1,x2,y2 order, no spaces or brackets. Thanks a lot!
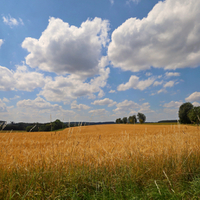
0,124,200,199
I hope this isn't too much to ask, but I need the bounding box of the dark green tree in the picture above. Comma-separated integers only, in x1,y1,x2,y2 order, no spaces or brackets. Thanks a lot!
52,119,63,131
137,113,146,124
116,118,121,124
39,124,51,131
128,115,137,124
122,117,128,124
188,106,200,124
178,102,193,124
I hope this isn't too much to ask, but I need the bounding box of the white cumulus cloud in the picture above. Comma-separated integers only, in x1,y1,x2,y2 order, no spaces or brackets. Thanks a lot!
109,89,116,93
92,98,117,107
185,92,200,102
153,80,163,87
22,17,110,78
117,75,155,91
164,81,175,88
108,0,200,72
0,65,47,92
39,65,110,102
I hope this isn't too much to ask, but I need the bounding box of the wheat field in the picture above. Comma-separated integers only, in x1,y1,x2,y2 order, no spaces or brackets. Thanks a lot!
0,124,200,172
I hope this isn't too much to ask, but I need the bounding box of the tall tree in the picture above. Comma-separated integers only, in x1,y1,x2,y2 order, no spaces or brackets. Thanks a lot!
128,115,137,124
188,106,200,124
137,113,146,124
122,117,128,124
178,102,193,124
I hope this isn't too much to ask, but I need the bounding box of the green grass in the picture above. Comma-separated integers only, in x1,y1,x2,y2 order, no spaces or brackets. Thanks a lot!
1,152,200,200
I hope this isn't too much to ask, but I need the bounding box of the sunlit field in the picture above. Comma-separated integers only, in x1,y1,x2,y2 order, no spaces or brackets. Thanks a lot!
1,124,200,199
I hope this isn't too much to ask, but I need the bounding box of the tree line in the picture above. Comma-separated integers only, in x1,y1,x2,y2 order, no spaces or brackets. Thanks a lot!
116,112,146,124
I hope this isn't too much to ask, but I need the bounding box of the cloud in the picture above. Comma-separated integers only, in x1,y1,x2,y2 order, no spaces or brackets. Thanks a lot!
3,15,24,27
10,95,20,100
117,75,155,91
14,65,47,91
0,99,7,112
89,109,108,115
92,98,117,107
109,89,116,93
108,0,200,72
0,66,15,91
163,101,183,108
185,92,200,102
71,100,90,110
0,39,3,47
192,102,200,107
22,17,110,78
110,0,114,5
145,72,152,76
164,80,175,88
165,72,180,77
153,80,163,86
3,98,9,103
39,66,110,102
98,90,105,98
113,100,154,116
126,0,140,5
14,97,76,122
157,88,167,94
17,97,61,111
0,65,47,92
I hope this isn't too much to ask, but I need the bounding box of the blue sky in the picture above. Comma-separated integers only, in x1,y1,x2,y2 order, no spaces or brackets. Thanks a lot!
0,0,200,123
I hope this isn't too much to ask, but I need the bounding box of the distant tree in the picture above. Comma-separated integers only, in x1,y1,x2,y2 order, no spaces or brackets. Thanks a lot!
116,118,120,124
39,124,51,132
188,106,200,124
178,102,193,124
26,125,38,132
128,115,137,124
122,117,128,124
52,119,63,131
137,113,146,124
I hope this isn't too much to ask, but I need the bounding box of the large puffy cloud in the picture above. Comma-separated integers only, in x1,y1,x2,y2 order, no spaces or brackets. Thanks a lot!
14,65,46,91
117,75,155,91
108,0,200,72
39,66,110,102
92,98,117,107
0,65,46,92
0,66,15,91
185,92,200,102
22,17,110,78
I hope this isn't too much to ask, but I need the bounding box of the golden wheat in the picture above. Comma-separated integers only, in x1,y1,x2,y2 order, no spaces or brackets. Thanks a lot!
0,124,199,171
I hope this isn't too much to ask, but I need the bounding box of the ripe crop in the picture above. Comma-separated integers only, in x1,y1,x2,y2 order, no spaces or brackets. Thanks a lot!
1,124,199,173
